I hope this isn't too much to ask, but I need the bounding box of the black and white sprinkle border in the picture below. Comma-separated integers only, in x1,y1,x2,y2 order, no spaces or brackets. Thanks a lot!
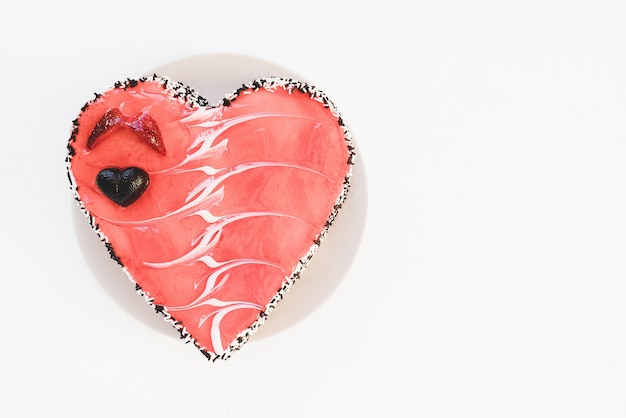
66,74,355,361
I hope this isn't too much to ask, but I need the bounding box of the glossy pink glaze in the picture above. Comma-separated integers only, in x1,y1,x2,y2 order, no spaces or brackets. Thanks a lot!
68,77,352,359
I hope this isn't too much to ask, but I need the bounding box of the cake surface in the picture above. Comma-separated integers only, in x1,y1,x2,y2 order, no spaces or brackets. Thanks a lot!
67,75,354,360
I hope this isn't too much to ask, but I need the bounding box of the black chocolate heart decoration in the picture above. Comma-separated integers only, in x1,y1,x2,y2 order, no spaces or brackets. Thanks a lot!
96,167,149,207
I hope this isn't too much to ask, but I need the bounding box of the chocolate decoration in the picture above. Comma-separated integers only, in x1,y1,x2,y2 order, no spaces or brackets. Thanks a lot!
96,167,150,207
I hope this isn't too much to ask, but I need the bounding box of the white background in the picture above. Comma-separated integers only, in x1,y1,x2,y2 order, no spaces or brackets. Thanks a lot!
2,1,626,417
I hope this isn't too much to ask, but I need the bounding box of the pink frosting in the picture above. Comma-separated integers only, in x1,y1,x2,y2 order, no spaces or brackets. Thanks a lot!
68,77,353,359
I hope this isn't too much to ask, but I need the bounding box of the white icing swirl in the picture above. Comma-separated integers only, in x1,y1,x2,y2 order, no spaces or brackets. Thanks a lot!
101,100,336,355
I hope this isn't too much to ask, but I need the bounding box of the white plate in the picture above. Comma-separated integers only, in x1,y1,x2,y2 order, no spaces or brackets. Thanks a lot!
72,53,368,342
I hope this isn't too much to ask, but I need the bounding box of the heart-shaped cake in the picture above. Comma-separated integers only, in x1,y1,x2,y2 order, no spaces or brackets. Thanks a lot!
66,75,354,360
